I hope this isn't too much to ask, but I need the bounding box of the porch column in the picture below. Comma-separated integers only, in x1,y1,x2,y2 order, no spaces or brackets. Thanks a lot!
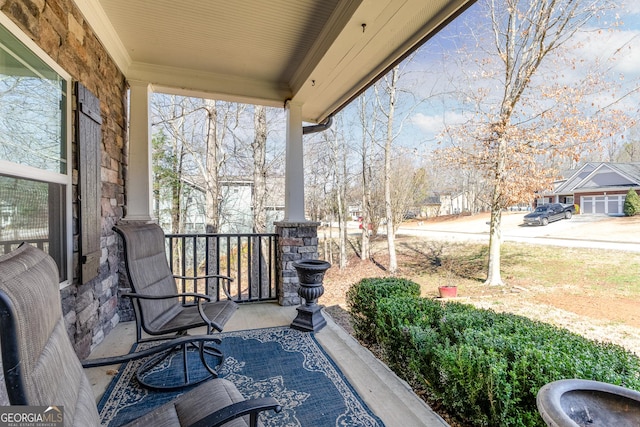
284,100,305,221
124,81,154,221
275,102,322,307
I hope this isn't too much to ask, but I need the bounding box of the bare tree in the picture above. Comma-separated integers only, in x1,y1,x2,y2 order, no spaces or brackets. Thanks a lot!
250,105,270,296
202,100,224,233
616,127,640,162
252,106,267,233
357,93,375,260
324,121,349,270
379,65,400,274
437,0,627,285
152,95,202,273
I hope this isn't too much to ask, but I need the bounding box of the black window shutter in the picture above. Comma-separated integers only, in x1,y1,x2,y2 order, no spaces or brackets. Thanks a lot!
76,82,102,284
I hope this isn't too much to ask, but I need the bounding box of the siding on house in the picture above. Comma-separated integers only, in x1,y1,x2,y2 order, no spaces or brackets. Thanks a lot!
158,177,286,234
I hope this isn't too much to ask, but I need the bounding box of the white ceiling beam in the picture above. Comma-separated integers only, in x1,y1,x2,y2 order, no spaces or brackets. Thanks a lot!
130,62,289,108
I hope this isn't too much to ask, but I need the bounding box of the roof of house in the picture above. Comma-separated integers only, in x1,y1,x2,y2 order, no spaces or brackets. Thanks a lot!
554,162,640,194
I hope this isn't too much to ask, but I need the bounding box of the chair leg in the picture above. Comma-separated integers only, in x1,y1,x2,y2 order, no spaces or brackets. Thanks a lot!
182,342,190,386
198,341,224,376
135,340,224,390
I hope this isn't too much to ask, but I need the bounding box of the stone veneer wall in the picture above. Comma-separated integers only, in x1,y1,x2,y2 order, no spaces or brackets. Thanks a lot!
275,221,320,306
2,0,128,358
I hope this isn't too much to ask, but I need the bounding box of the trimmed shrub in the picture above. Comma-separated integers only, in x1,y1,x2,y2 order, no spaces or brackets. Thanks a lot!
347,285,640,427
346,277,420,344
624,188,640,216
374,296,442,378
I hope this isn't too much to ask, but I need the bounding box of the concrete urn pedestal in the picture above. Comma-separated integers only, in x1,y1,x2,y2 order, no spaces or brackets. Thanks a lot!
290,260,331,332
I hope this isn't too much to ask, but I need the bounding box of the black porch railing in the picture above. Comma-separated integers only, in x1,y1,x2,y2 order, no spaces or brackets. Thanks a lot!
165,233,279,303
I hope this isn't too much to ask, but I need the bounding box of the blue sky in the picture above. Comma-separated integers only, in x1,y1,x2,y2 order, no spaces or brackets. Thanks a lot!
393,1,640,150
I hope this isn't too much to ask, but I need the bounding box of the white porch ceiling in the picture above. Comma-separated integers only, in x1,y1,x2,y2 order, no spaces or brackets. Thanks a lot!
76,0,475,123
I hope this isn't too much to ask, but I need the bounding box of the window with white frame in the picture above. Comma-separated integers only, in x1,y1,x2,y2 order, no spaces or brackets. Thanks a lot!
0,21,71,283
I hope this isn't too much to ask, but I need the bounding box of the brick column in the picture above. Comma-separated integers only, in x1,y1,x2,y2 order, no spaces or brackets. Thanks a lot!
275,221,320,306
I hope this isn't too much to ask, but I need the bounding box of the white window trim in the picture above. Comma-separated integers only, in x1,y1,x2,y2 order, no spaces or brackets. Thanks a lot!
0,13,73,289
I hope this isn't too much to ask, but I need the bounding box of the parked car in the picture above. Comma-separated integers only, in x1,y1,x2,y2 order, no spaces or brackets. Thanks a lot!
523,203,575,226
403,211,417,220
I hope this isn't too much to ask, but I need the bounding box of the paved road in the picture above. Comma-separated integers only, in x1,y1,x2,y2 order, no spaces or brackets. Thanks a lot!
393,212,640,252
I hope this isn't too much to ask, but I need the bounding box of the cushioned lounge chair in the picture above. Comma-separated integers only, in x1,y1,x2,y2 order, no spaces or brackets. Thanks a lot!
113,223,239,388
0,244,281,427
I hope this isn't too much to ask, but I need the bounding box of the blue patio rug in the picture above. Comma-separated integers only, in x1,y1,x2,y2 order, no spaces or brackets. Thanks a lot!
97,326,385,426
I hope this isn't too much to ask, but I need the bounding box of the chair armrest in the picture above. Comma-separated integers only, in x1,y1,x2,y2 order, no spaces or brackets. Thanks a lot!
121,292,212,302
173,274,234,282
218,285,233,301
81,335,220,368
188,397,282,427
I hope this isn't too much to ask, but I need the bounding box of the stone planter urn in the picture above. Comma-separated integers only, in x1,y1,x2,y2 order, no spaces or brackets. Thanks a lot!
290,259,331,332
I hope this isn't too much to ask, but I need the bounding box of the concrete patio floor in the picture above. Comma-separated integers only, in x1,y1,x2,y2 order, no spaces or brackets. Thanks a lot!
85,302,449,426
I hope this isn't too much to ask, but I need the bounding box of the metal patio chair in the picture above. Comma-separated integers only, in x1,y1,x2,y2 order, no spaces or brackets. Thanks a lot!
113,222,239,389
0,244,281,427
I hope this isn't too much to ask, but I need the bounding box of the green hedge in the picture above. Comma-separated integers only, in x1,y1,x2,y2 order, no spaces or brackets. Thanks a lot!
345,277,420,344
347,278,640,427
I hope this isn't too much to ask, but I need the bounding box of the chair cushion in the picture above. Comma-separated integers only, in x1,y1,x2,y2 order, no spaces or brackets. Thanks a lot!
122,378,254,427
0,245,101,426
156,300,238,334
118,223,180,327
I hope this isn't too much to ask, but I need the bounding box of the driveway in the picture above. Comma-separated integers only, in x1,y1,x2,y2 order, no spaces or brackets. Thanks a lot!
396,212,640,252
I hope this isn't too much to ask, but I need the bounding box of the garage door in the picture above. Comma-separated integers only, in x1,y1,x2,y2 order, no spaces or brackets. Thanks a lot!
581,195,623,214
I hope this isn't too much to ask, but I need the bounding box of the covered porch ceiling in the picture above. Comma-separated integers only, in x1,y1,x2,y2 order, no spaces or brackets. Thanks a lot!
76,0,475,124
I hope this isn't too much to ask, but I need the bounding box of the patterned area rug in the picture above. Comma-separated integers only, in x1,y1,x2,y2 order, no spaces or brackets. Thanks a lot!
98,327,384,426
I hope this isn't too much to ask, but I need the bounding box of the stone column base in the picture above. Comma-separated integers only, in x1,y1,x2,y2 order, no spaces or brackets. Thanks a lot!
274,221,320,306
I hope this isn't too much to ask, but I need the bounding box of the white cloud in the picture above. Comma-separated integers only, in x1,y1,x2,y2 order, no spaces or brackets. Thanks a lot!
410,111,468,136
568,28,640,78
623,1,640,16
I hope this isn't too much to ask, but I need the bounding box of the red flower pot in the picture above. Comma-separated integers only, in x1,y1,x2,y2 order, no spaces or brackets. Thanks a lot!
438,286,457,298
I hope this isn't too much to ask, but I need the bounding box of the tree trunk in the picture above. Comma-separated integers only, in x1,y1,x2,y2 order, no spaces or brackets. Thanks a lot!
485,135,507,286
251,105,269,298
359,96,370,260
328,128,347,270
204,100,221,297
252,106,267,233
336,184,346,270
485,199,504,286
204,100,221,234
384,66,400,274
170,109,184,235
340,123,349,269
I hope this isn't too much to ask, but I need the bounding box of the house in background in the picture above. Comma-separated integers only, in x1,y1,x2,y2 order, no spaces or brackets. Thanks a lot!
157,176,285,234
440,192,473,215
419,194,443,217
417,191,487,217
540,162,640,215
